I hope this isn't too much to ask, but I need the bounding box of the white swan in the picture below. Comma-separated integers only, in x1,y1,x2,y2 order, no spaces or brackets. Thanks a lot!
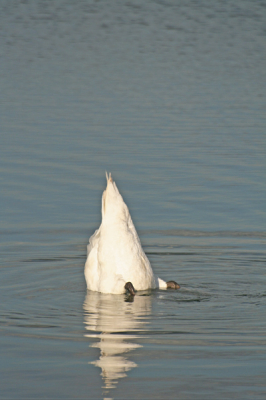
84,173,180,295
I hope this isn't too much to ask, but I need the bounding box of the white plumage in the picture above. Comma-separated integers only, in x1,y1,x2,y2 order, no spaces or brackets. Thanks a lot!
84,173,168,294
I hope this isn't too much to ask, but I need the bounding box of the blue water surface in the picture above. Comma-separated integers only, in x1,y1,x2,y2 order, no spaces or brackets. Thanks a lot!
1,1,266,399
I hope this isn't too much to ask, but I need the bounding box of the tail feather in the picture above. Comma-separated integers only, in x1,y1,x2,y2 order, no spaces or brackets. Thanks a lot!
105,171,112,183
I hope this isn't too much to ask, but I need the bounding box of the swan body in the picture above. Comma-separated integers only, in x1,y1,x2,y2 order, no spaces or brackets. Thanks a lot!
85,173,177,294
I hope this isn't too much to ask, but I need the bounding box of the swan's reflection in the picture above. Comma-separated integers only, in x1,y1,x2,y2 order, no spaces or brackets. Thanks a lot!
83,291,151,392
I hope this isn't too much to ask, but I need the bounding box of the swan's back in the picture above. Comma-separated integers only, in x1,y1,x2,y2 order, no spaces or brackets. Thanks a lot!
85,174,165,294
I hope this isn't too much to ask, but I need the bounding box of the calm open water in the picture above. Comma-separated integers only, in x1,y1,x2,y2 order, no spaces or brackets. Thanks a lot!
1,1,266,399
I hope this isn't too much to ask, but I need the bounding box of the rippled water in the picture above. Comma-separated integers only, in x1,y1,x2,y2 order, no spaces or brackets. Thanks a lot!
1,0,266,399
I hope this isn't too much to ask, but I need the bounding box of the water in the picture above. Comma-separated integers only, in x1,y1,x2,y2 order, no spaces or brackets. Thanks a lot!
1,0,266,398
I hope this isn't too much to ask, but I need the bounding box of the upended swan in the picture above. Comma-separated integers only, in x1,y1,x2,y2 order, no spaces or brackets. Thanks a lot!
84,173,180,295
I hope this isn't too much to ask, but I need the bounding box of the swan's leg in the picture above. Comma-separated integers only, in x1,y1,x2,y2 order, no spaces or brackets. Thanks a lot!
167,281,180,289
125,282,136,296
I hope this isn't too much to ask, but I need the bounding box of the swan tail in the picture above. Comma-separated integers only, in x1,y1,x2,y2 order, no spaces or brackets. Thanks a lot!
105,171,112,183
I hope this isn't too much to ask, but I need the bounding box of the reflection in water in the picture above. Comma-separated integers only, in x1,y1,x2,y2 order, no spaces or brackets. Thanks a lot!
83,291,151,393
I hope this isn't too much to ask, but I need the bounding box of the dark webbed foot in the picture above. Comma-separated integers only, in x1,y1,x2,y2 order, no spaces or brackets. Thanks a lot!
125,282,136,296
167,280,180,290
